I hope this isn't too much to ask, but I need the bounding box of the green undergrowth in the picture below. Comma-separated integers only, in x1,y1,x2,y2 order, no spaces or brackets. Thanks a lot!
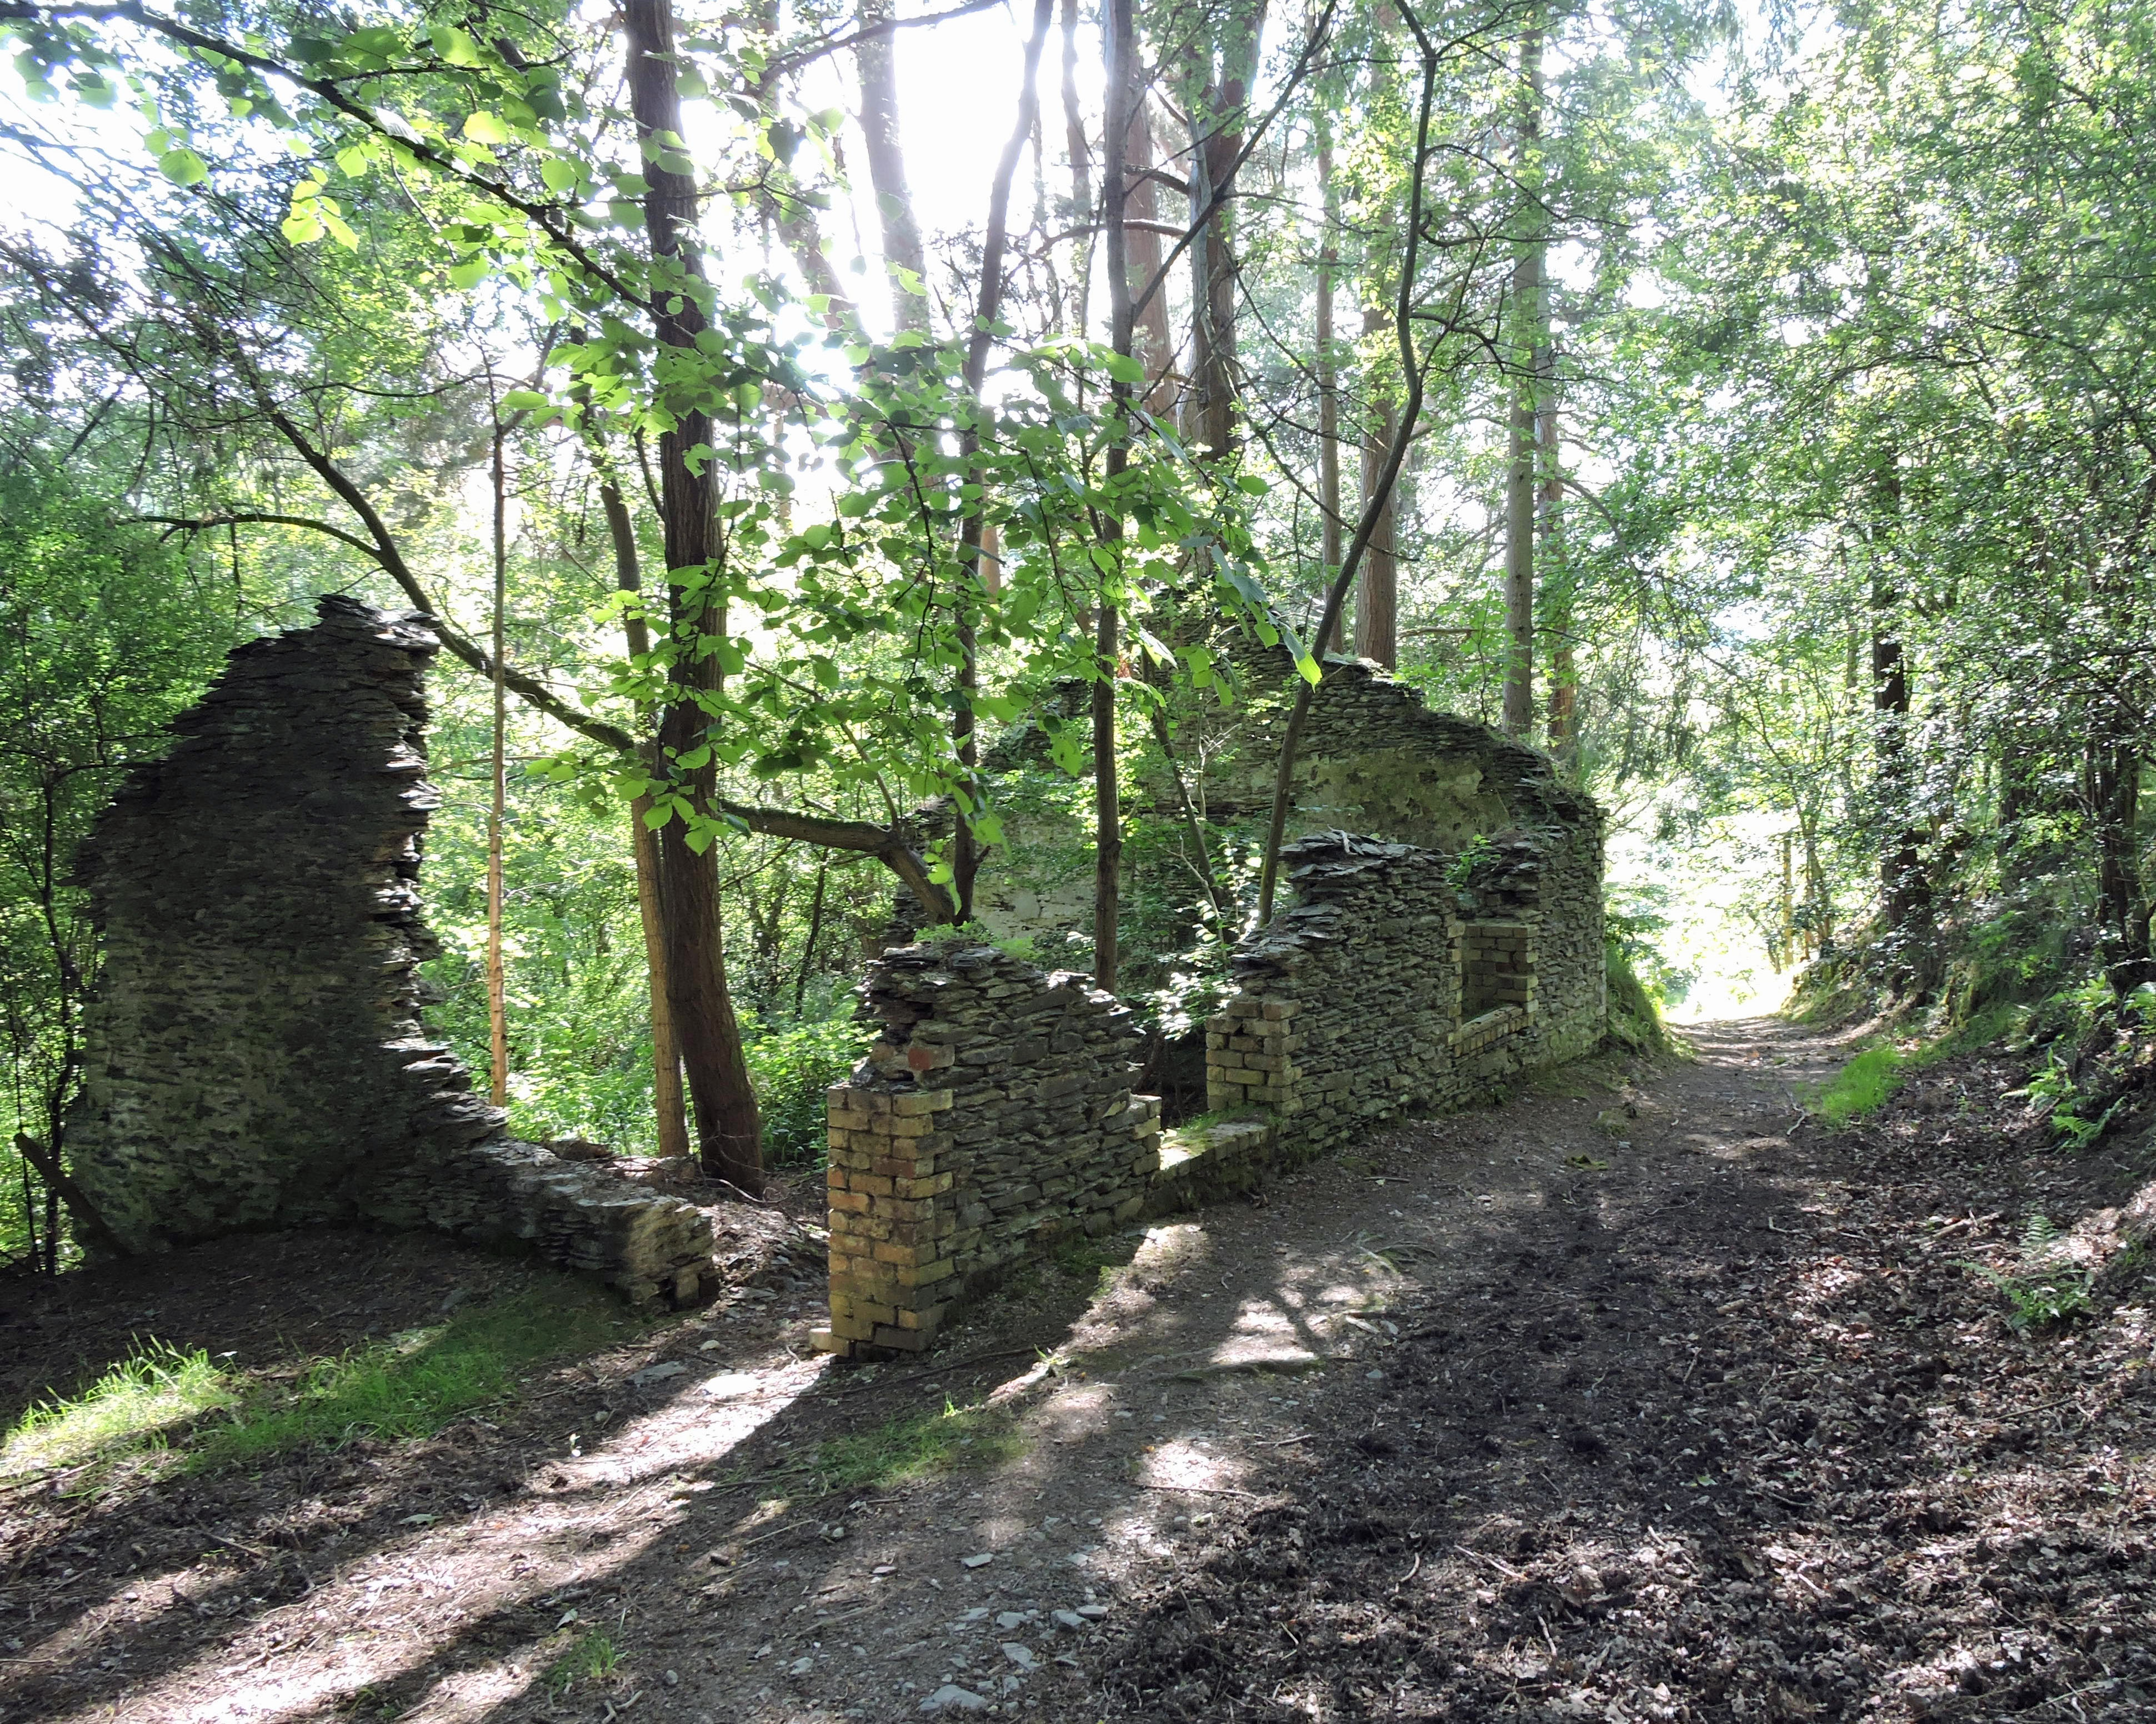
545,1627,625,1695
2,1282,625,1482
1964,1214,2095,1332
1,1341,241,1477
808,1396,1024,1493
1605,941,1675,1055
1810,1003,2023,1127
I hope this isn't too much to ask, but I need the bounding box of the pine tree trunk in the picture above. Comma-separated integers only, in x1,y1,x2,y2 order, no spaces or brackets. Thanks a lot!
1354,359,1398,668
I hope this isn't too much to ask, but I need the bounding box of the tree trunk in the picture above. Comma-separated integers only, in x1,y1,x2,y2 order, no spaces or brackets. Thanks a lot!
857,0,929,333
1871,556,1931,982
1180,2,1264,458
1354,311,1398,668
1254,21,1440,925
593,455,692,1163
953,0,1056,922
1317,127,1343,653
486,398,511,1110
2092,734,2150,972
1095,0,1138,991
1540,390,1574,757
624,0,763,1189
1501,17,1544,739
1123,92,1178,417
1059,0,1093,337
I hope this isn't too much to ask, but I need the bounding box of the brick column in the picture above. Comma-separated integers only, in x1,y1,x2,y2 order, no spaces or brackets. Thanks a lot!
818,1081,957,1355
1204,996,1301,1114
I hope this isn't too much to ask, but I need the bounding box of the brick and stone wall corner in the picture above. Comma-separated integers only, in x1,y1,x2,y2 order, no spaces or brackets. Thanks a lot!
817,940,1162,1358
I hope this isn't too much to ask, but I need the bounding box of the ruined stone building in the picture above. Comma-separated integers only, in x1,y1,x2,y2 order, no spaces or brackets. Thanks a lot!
64,596,709,1303
818,648,1605,1356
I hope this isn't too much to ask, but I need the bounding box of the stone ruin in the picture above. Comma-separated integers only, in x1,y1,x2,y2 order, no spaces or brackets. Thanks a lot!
816,648,1608,1356
63,596,711,1304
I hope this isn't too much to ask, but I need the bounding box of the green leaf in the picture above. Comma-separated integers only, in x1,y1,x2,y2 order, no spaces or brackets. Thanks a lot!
158,147,208,187
642,803,673,829
539,157,582,196
500,389,550,410
1102,349,1144,384
1235,474,1269,495
462,111,512,145
448,257,490,290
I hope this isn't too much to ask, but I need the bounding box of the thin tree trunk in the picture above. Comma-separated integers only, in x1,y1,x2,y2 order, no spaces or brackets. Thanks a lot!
858,0,929,332
953,0,1056,921
1123,92,1177,416
12,1132,126,1259
1095,0,1138,990
1255,7,1437,927
1541,392,1574,756
1354,327,1398,668
624,0,763,1190
749,0,848,318
2092,734,2150,969
1869,466,1928,981
795,858,829,1016
1502,15,1544,738
1317,126,1343,652
1181,2,1264,457
593,458,692,1162
1059,0,1094,337
486,396,510,1110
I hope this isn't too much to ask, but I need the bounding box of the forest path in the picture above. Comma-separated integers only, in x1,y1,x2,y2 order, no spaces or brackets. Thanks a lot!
6,1015,2153,1724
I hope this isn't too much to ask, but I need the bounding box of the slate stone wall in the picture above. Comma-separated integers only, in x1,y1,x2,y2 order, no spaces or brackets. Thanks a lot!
1203,828,1605,1163
817,941,1162,1355
64,596,709,1303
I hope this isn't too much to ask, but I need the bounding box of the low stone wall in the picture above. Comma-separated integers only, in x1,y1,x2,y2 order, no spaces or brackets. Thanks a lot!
817,942,1162,1355
64,596,709,1304
1201,833,1601,1163
819,826,1607,1355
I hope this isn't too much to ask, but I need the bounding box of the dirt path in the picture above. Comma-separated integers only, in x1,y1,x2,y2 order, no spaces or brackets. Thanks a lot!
4,1018,2153,1724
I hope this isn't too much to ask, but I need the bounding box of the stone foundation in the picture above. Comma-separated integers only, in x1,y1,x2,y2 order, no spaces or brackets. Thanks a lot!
63,596,709,1303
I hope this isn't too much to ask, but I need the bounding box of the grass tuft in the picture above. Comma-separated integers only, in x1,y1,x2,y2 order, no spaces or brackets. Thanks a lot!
546,1628,624,1693
193,1285,622,1468
2,1341,239,1477
809,1398,1023,1493
2,1283,624,1480
1814,1043,1907,1126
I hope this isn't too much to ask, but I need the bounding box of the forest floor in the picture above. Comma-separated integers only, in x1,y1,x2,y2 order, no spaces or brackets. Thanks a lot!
3,1016,2154,1724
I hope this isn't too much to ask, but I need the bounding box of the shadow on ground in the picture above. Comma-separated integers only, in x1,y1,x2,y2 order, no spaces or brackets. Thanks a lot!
2,1021,2152,1724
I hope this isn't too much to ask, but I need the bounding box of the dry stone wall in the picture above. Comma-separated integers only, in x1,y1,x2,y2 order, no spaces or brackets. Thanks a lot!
1202,829,1603,1164
65,596,710,1303
817,941,1162,1356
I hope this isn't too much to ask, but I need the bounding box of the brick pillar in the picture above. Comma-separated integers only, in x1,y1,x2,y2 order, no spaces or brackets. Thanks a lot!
816,1081,957,1356
1204,996,1301,1114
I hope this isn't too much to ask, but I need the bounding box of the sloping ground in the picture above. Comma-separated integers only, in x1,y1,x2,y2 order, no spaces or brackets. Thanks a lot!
1090,1023,2156,1722
0,1020,2149,1724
